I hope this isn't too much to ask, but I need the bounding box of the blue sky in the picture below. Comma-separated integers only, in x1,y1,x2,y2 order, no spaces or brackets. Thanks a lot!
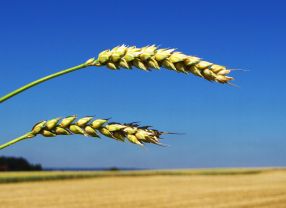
0,0,285,169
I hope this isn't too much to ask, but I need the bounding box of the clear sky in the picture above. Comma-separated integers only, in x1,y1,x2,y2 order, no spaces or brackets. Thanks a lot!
0,0,285,169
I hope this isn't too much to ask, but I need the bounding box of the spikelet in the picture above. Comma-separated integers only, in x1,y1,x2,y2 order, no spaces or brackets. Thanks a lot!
93,45,233,83
30,116,168,146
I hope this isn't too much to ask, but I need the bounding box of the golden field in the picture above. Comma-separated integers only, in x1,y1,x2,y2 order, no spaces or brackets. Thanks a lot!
0,168,286,208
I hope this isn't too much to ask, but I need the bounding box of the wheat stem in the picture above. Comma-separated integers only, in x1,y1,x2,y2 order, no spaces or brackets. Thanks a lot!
0,132,33,150
0,62,91,103
0,45,235,104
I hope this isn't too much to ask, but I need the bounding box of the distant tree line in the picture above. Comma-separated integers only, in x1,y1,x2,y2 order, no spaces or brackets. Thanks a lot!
0,156,42,171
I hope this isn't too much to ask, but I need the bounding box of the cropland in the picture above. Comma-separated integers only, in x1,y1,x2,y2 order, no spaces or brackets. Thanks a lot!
0,168,285,208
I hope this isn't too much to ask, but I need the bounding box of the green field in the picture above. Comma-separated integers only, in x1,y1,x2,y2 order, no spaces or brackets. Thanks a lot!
0,168,286,208
0,168,270,183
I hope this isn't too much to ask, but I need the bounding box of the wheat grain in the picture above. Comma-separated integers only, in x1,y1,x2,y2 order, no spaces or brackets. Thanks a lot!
92,45,233,83
34,116,168,146
0,116,171,149
0,44,236,104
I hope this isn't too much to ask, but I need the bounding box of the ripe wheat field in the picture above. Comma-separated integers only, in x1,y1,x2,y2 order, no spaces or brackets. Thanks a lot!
0,168,286,208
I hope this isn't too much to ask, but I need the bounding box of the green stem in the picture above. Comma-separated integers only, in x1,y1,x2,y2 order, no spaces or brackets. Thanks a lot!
0,62,91,103
0,133,34,150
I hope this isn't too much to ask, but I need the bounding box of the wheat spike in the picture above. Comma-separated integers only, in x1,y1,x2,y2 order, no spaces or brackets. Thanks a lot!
0,44,236,104
0,116,170,149
92,45,233,83
32,116,168,146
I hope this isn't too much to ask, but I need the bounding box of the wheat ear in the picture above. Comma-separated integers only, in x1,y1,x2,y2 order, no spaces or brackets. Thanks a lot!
0,116,170,150
0,45,234,103
93,45,233,83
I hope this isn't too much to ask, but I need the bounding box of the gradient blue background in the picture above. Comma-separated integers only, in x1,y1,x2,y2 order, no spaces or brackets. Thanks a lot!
0,0,285,169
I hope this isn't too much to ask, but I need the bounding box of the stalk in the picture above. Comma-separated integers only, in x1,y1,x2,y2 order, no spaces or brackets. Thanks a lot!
0,132,34,150
0,60,93,104
0,45,234,104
